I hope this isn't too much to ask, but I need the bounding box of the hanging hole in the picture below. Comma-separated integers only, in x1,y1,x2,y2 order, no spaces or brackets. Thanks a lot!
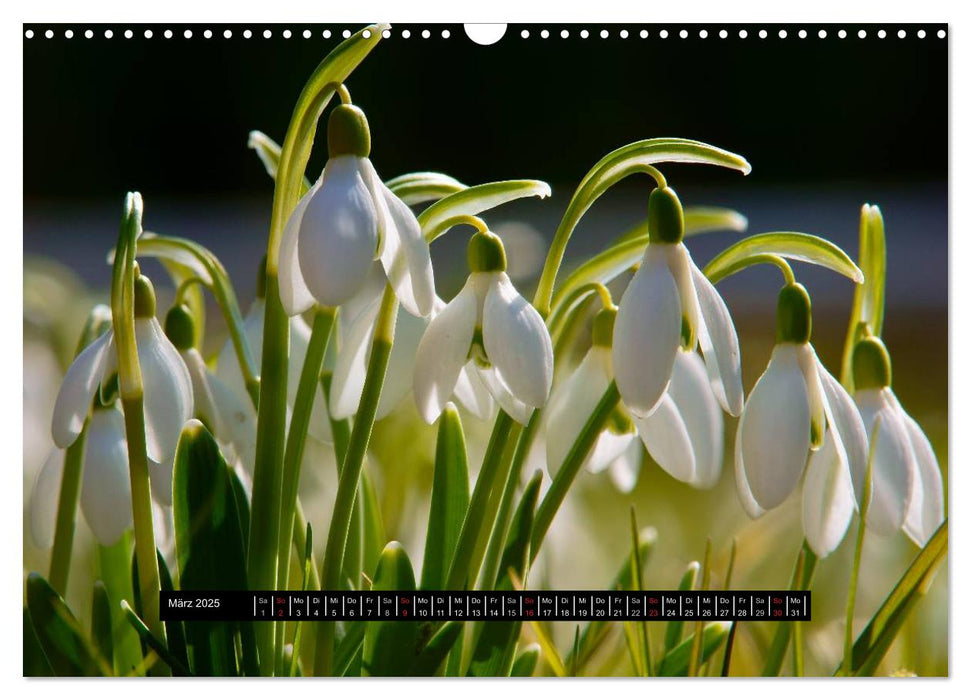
464,23,506,45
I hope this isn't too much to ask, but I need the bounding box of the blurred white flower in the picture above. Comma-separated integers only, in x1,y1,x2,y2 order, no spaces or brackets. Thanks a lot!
613,187,743,421
851,337,945,546
278,104,435,318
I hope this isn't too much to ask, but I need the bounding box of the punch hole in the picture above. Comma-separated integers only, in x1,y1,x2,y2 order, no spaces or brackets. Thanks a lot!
464,24,507,45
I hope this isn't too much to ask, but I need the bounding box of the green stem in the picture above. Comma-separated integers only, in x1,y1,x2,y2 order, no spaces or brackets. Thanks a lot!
530,382,621,562
315,284,398,675
761,541,817,676
48,431,87,595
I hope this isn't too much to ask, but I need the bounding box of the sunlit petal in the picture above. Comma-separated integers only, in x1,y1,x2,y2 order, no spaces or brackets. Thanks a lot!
476,365,534,425
51,330,114,448
30,448,66,549
669,350,724,488
608,441,643,494
330,297,380,420
734,425,765,519
893,400,945,546
136,319,192,464
633,394,696,484
802,430,855,558
453,364,495,420
81,408,133,546
689,256,743,416
814,353,869,503
278,183,318,316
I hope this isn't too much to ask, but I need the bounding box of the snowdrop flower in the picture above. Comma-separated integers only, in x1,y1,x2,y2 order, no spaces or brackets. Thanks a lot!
216,277,332,444
546,307,725,489
278,103,435,318
414,230,553,425
851,336,945,546
165,304,257,475
735,283,868,557
613,187,743,419
51,273,193,468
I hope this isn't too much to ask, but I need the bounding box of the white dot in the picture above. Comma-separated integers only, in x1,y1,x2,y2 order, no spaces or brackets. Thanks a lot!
45,29,53,39
145,29,154,38
580,29,589,39
184,29,193,39
858,29,867,39
382,29,391,39
659,29,668,39
399,29,408,39
362,30,370,39
799,29,807,39
719,29,727,39
520,29,529,38
24,29,33,39
204,29,212,39
421,29,430,39
699,29,708,39
759,29,768,39
898,29,906,39
343,29,351,39
818,29,827,39
125,29,133,39
778,29,787,39
878,29,886,39
263,29,271,39
223,30,232,39
641,30,649,38
243,29,251,39
65,29,74,38
680,29,688,39
283,29,292,39
739,29,747,39
938,29,946,39
918,29,926,38
560,29,568,38
105,29,113,39
442,29,450,39
165,29,174,39
600,29,609,39
323,29,332,39
620,29,629,39
541,29,549,39
85,30,93,39
839,29,847,39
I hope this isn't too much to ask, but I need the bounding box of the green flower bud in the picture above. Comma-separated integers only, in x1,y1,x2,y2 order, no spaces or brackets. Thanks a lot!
327,104,371,158
467,231,507,273
592,307,617,348
165,304,196,351
647,186,685,244
775,283,812,344
133,273,157,319
853,336,892,390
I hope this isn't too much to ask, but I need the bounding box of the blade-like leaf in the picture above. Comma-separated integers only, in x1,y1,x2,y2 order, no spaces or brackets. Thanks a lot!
91,582,113,675
385,171,468,205
841,204,887,387
657,622,730,676
704,232,864,285
410,621,463,675
511,643,541,677
25,572,107,676
418,180,552,242
421,405,471,590
664,562,700,655
762,543,817,676
361,471,386,581
120,601,193,676
362,542,419,676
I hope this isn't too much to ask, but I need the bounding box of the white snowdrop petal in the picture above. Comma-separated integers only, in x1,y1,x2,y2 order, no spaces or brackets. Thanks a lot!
290,314,333,443
51,330,114,448
339,264,387,342
734,423,765,518
215,298,263,413
413,281,478,423
739,344,811,510
30,448,67,549
149,459,174,507
689,258,743,416
815,355,869,502
609,441,643,494
900,410,945,546
137,319,193,464
207,372,257,473
669,244,701,350
181,348,222,436
802,431,855,558
377,305,429,419
362,160,436,318
613,245,681,417
483,273,554,408
588,431,638,476
797,344,826,450
330,297,380,419
633,394,696,483
298,156,379,307
453,364,495,420
477,366,534,425
81,408,133,546
279,184,318,316
545,348,612,476
669,350,724,488
858,391,916,535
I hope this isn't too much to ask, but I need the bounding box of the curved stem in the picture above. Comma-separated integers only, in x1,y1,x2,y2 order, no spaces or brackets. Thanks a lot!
315,284,398,675
547,282,614,340
48,430,87,594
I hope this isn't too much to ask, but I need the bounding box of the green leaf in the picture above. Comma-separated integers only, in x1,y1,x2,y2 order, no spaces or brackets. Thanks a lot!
362,542,419,676
120,601,193,676
704,232,864,286
657,622,730,676
25,572,107,676
468,471,542,677
410,622,463,676
289,523,315,677
511,643,541,677
24,606,55,676
664,561,700,655
335,621,366,677
131,546,190,675
848,521,947,676
762,543,817,676
98,533,143,675
421,404,471,590
418,180,552,242
91,582,113,675
227,467,251,551
361,471,386,581
841,204,887,387
385,171,468,205
172,420,249,676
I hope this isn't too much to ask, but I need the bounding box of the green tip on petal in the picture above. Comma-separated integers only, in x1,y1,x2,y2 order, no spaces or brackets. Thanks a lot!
853,335,892,389
327,103,371,158
164,304,196,350
592,307,617,347
133,274,157,318
776,282,812,344
467,231,507,273
647,186,685,244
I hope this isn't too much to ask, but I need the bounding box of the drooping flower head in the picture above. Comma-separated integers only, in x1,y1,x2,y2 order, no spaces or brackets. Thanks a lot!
613,186,743,421
278,102,435,318
735,283,868,557
851,336,945,546
413,229,554,425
